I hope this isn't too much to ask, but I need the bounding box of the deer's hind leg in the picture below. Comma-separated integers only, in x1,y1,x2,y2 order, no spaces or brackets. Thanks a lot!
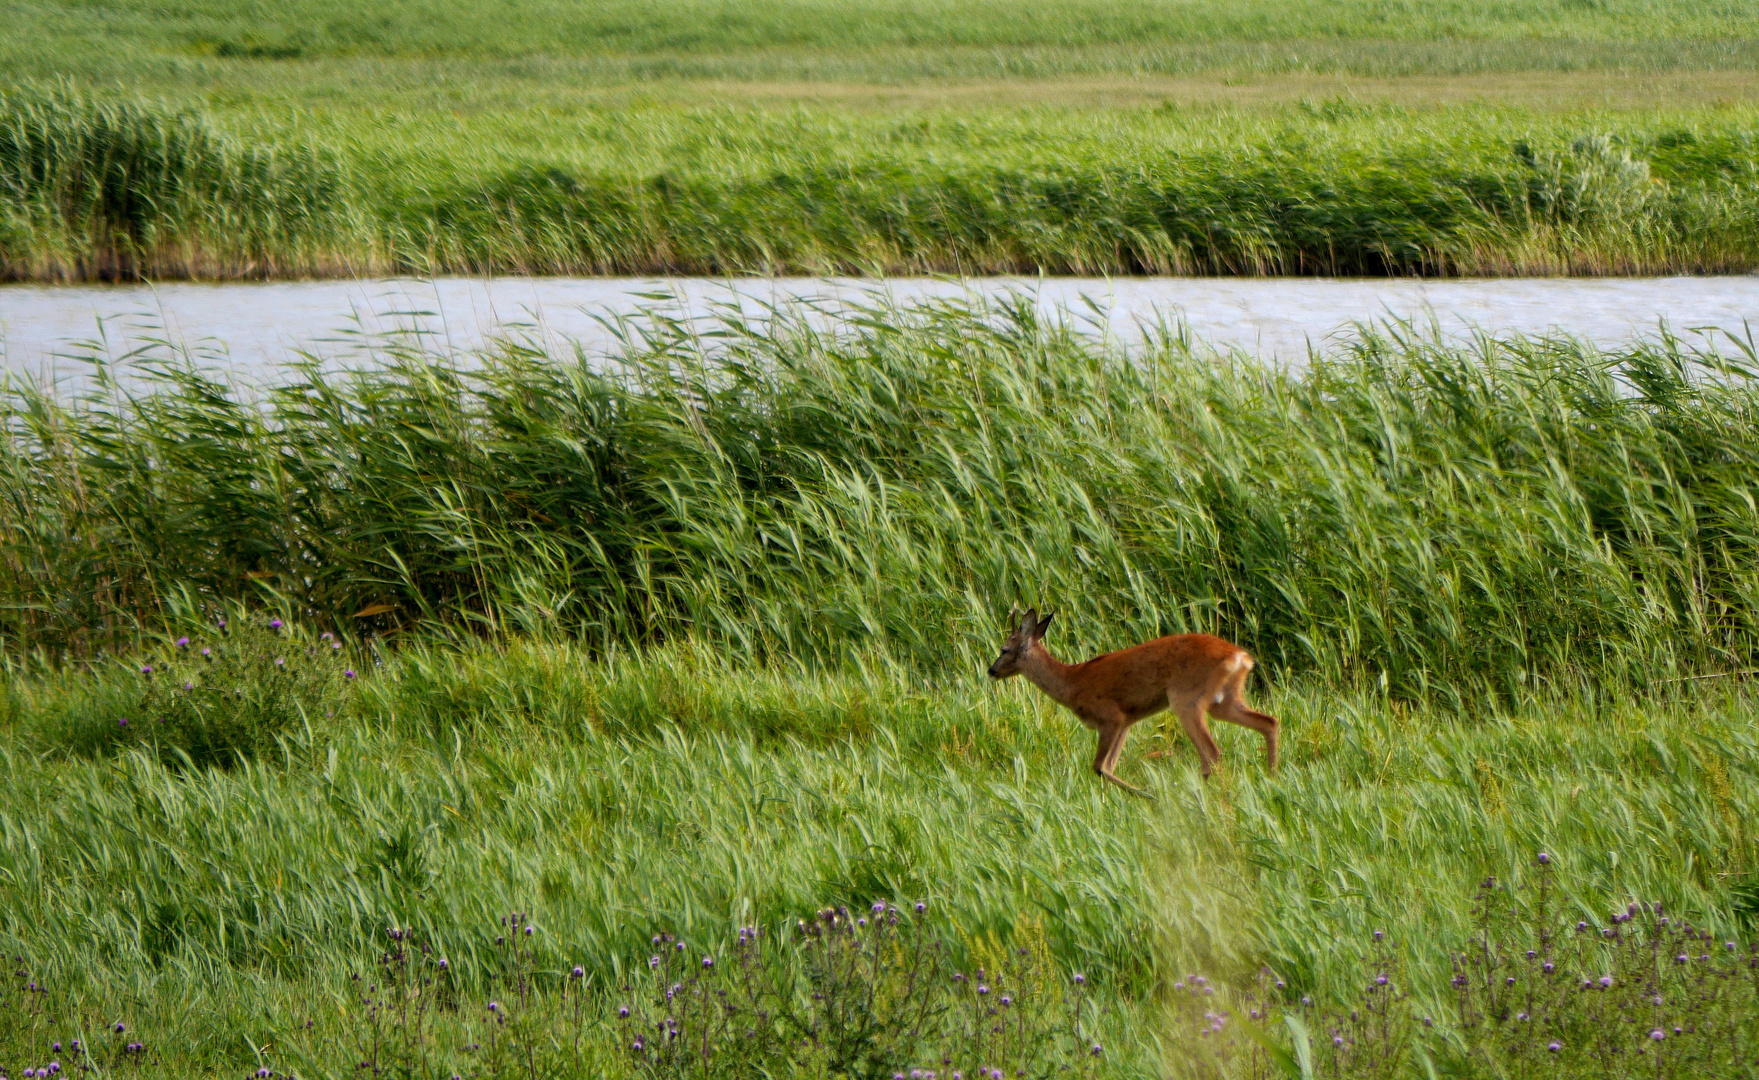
1209,659,1281,772
1171,694,1223,779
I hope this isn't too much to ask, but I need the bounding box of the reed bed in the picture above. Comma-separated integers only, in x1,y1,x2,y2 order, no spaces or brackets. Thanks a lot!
4,84,1759,278
4,297,1756,700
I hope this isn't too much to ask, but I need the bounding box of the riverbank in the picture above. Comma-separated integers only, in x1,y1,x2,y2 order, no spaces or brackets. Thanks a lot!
8,83,1759,281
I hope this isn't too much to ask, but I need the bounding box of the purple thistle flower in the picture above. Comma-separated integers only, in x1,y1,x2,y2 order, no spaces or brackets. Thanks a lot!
1599,976,1614,988
1537,851,1551,865
1548,1042,1561,1053
140,665,152,675
345,670,356,678
175,637,189,647
119,718,128,727
275,657,284,667
183,682,193,690
873,901,887,913
50,1045,59,1053
1072,973,1085,985
113,1023,124,1034
915,902,926,913
649,956,660,969
619,1006,630,1018
320,632,332,640
977,985,989,996
438,959,448,970
269,619,284,630
1543,961,1555,972
702,956,713,968
524,925,533,936
201,648,211,657
1650,1029,1665,1041
487,1001,499,1012
572,966,584,978
1372,929,1384,941
1375,975,1388,986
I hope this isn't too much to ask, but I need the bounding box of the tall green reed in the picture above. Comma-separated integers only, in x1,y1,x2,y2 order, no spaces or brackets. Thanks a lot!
0,82,355,280
3,297,1755,700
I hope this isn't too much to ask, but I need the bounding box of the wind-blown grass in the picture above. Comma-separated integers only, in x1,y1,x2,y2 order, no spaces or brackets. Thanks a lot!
0,631,1755,1076
4,298,1756,700
0,306,1756,1075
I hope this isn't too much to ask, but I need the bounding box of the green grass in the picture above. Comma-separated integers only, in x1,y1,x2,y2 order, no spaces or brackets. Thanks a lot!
9,0,1759,73
1,632,1756,1076
6,0,1759,278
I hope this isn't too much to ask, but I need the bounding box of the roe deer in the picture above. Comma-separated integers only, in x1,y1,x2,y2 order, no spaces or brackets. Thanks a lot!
987,608,1279,794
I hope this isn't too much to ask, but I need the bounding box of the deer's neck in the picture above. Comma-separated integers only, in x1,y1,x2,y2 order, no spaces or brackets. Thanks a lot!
1020,643,1079,707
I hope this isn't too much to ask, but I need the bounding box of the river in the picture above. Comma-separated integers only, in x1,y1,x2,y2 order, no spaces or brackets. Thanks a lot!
3,275,1756,386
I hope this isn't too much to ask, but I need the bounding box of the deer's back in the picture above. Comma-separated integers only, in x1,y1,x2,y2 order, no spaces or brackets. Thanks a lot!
1069,633,1249,714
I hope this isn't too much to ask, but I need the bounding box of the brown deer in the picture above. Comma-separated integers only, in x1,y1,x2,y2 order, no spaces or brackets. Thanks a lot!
987,608,1279,794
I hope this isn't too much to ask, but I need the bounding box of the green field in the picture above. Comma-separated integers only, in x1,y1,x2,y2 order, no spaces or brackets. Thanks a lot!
3,297,1759,1075
7,1,1759,1074
5,0,1759,279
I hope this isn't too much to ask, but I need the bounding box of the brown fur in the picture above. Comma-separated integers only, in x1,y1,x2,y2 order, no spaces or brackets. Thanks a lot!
987,608,1279,795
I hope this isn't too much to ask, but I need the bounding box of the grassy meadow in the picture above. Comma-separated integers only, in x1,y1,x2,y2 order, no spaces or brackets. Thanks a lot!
2,297,1759,1075
5,0,1759,278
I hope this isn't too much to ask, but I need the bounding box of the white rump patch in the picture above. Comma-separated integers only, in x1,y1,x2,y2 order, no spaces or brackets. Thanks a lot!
1214,691,1225,704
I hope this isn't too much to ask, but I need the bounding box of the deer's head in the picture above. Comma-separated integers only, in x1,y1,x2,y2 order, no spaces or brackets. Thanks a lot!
988,607,1053,679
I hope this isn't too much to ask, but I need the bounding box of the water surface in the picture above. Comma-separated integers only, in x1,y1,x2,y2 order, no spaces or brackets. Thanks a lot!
3,276,1756,386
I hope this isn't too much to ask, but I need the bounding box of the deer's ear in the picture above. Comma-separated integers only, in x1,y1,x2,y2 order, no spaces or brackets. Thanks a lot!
1017,608,1039,635
1033,612,1054,639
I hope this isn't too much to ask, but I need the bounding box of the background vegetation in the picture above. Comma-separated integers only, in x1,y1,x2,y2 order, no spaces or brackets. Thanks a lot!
4,0,1759,278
